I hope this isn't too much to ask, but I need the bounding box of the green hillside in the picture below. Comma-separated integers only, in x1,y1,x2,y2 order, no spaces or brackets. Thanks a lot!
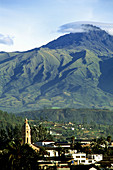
0,26,113,112
17,108,113,124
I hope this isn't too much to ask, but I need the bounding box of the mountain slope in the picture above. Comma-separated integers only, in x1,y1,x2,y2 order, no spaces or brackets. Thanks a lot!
1,26,113,112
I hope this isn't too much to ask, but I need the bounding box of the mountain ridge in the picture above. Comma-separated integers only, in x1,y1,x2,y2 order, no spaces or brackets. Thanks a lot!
0,27,113,112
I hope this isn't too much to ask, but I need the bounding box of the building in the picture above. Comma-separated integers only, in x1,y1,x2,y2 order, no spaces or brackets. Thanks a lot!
22,118,31,144
22,119,103,168
22,118,40,152
35,140,55,147
72,153,103,165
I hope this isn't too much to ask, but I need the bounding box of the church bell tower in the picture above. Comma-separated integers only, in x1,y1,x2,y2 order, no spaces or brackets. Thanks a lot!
22,118,31,144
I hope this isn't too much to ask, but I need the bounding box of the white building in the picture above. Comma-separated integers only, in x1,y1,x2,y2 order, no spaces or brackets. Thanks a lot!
44,149,59,157
35,140,55,146
22,119,103,166
72,152,103,165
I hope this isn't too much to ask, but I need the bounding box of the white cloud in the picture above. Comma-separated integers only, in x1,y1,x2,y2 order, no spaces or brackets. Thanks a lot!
58,21,113,35
0,34,13,45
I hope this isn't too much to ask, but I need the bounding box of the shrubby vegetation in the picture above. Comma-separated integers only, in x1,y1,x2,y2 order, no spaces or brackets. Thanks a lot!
1,108,113,142
0,139,39,170
0,110,52,169
17,108,113,124
15,108,113,141
0,110,52,145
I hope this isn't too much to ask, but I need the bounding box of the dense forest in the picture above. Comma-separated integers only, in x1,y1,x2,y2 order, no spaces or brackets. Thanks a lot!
17,108,113,124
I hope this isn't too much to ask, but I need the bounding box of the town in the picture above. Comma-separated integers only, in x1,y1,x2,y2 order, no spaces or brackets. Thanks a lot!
3,118,113,170
1,110,113,169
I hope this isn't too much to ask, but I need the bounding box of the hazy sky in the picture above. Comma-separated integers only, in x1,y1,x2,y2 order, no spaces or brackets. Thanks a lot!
0,0,113,52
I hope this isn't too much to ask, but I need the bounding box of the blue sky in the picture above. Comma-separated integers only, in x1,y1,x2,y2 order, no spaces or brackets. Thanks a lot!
0,0,113,52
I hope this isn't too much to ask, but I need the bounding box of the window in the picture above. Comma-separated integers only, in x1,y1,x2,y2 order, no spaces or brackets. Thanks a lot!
76,156,80,158
81,156,85,158
81,160,85,163
88,160,92,163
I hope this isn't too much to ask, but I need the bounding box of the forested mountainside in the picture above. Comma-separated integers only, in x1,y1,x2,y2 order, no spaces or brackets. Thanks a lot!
17,108,113,124
0,25,113,112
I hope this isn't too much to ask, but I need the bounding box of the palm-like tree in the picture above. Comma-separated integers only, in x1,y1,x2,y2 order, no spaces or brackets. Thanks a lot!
0,139,39,170
91,137,108,155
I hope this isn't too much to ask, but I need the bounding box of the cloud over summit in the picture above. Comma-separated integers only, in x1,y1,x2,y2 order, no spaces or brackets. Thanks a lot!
58,21,113,35
0,34,13,46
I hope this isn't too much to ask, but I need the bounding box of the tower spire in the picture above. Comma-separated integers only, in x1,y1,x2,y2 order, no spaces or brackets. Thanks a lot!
22,118,31,144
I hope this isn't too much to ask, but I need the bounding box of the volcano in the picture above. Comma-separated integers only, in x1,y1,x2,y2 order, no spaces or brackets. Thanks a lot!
0,25,113,112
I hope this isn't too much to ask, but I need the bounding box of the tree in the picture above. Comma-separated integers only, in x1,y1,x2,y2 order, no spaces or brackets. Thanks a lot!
91,137,107,155
107,136,111,144
74,142,83,152
31,124,52,142
0,129,8,149
0,139,39,170
71,136,75,148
